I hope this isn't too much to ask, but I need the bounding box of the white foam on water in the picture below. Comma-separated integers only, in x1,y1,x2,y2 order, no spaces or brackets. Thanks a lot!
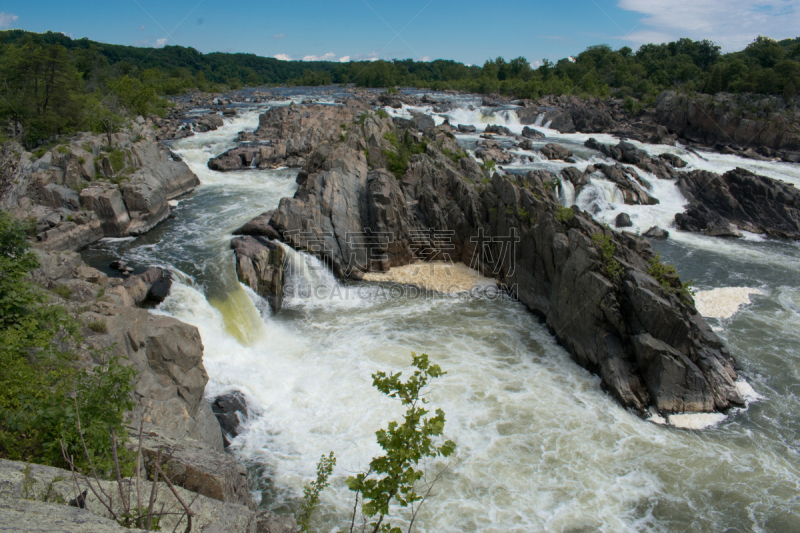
694,287,763,319
121,96,800,532
735,380,763,403
668,412,728,430
362,261,495,293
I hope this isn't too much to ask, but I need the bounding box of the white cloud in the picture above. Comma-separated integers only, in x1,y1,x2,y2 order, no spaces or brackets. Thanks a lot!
274,54,292,61
338,55,351,62
134,38,150,47
153,37,168,48
0,12,18,29
617,0,800,51
273,33,286,39
139,25,146,31
419,56,431,62
302,52,336,61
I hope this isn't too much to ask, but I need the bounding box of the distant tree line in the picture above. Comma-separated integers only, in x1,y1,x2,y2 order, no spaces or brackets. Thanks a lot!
1,30,798,146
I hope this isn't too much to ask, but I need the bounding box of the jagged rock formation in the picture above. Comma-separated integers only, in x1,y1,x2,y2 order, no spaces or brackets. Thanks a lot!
212,391,251,448
1,134,199,252
208,101,370,171
675,167,800,239
539,143,573,161
592,163,660,205
655,91,800,158
513,92,800,161
241,106,744,414
231,236,286,312
584,138,681,181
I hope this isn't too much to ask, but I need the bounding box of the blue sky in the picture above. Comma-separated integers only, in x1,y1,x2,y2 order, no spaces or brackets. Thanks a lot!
1,1,798,64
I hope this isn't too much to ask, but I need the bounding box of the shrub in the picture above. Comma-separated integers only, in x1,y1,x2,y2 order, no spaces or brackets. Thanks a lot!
591,233,623,281
556,206,574,223
344,354,455,533
0,211,135,475
108,149,125,174
480,159,496,174
647,252,694,304
441,146,467,165
56,145,70,154
297,452,336,532
383,130,427,179
375,109,390,119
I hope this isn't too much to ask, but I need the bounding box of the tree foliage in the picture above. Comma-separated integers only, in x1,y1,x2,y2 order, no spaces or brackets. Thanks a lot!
346,353,455,533
0,210,135,475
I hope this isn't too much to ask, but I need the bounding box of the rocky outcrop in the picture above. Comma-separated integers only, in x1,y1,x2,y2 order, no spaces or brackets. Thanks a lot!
539,143,573,161
212,391,251,448
655,91,800,160
247,106,743,415
231,236,286,312
0,496,146,533
136,431,254,509
208,101,369,171
521,126,546,140
517,96,616,134
517,91,799,159
475,139,516,165
0,459,258,533
584,138,681,181
1,134,199,252
675,167,800,239
592,164,660,205
644,226,669,239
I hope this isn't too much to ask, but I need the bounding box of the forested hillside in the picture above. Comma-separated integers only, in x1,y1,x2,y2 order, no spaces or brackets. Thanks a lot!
1,29,798,147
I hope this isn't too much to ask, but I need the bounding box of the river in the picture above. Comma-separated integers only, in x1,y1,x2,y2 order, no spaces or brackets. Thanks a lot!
82,90,800,532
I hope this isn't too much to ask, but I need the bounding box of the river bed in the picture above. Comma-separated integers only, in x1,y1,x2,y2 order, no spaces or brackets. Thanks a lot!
82,90,800,532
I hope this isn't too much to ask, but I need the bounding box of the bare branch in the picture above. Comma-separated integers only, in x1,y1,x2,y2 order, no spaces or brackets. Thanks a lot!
154,462,194,533
109,426,129,513
145,448,161,530
136,416,144,529
407,464,450,533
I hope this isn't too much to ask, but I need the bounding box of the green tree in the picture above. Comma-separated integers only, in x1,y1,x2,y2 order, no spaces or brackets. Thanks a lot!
0,210,135,474
346,353,455,533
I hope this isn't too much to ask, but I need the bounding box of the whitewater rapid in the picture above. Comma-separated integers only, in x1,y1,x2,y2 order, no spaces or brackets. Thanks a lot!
81,92,800,532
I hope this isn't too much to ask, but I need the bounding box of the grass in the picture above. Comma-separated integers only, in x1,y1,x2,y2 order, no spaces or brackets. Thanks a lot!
375,109,390,119
51,284,73,300
441,146,468,165
87,319,108,334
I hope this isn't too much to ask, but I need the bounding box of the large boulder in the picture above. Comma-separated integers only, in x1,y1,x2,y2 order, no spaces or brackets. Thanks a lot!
212,391,250,448
231,236,286,312
593,164,660,205
136,431,254,509
676,167,800,240
539,143,573,160
89,305,224,451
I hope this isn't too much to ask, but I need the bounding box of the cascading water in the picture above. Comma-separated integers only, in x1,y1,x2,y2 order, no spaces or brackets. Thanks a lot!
82,90,800,532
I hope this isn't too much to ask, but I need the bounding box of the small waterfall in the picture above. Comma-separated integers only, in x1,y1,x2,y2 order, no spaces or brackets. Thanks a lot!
533,113,544,127
559,179,576,206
